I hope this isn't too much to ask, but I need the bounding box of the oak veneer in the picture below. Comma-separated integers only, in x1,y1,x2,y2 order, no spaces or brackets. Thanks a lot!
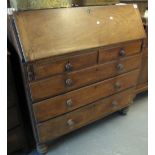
8,5,146,154
29,49,98,81
14,5,145,61
30,55,141,102
99,40,142,63
38,88,134,143
33,70,139,122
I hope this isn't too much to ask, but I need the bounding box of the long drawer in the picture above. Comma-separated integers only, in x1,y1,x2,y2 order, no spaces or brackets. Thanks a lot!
99,40,142,63
37,87,134,143
28,40,141,82
30,55,141,101
34,70,139,122
28,49,98,81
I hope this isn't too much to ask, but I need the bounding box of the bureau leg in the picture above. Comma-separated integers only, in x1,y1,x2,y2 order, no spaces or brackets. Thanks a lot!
37,143,48,154
119,106,130,115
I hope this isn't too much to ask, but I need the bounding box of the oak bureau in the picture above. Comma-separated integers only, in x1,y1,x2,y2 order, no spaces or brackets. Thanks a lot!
8,5,146,154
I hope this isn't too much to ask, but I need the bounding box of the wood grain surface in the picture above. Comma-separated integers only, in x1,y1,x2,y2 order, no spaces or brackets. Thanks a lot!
31,50,98,80
99,40,142,63
30,55,141,102
37,87,134,143
33,69,139,122
14,5,145,61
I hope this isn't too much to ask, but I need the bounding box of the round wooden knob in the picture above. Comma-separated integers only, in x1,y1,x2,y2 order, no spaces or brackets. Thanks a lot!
119,48,126,57
114,82,121,90
65,79,73,86
112,100,118,107
117,64,124,71
65,63,73,72
66,99,73,107
67,119,75,126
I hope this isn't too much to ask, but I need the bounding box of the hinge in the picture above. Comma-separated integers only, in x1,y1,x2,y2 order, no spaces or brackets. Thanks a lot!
27,65,35,81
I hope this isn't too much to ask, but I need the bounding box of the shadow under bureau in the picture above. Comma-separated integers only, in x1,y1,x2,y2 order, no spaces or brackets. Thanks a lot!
8,5,146,154
7,51,29,154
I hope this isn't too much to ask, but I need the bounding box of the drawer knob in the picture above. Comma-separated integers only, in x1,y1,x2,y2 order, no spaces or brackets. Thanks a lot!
65,63,73,72
66,99,73,107
67,119,75,126
117,64,124,71
65,79,73,86
119,48,126,57
114,82,121,90
112,100,118,107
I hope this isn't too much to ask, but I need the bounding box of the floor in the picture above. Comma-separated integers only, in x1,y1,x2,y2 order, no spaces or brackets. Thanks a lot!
29,92,148,155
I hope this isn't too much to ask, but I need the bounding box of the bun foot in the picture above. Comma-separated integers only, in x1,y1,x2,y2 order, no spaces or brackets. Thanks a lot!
37,143,48,154
119,106,129,115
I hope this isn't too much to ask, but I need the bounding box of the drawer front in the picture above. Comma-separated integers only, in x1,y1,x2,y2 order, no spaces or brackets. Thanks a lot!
7,107,20,130
29,50,98,81
7,58,18,108
33,70,139,122
99,40,142,63
37,88,134,143
30,55,141,101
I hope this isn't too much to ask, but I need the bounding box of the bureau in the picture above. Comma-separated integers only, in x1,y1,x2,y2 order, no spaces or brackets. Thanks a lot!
8,5,146,154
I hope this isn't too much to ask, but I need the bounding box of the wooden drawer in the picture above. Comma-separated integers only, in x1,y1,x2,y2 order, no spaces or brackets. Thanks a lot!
7,107,20,130
37,88,134,143
33,70,139,122
28,50,98,81
30,55,141,102
99,40,142,63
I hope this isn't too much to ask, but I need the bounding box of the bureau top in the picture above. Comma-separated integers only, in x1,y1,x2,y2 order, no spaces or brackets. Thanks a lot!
14,5,145,62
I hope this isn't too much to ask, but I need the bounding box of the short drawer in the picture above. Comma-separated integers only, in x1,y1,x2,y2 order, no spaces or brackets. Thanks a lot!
33,70,139,122
99,40,142,63
27,50,98,81
30,55,141,101
37,88,134,143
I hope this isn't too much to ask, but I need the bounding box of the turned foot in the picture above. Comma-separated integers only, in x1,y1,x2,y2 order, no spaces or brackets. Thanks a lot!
37,143,48,154
119,106,129,115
